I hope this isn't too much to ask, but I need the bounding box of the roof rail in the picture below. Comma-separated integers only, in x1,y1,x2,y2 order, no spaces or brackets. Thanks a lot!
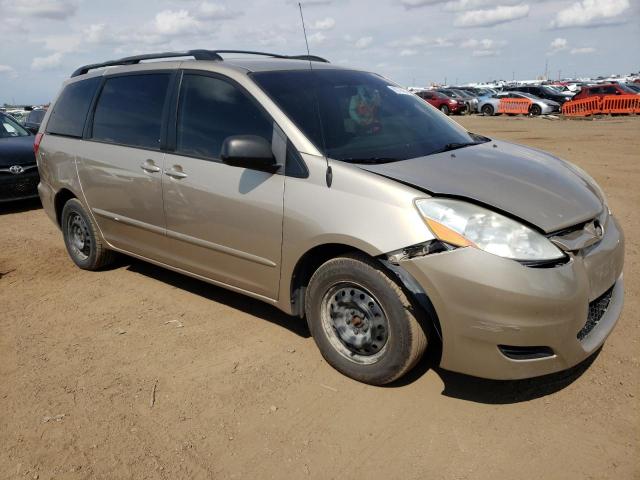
70,49,330,77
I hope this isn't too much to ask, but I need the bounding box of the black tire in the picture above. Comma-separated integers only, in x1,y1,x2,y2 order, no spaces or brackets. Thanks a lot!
439,104,450,115
61,198,115,270
305,253,427,385
481,104,494,116
530,104,542,116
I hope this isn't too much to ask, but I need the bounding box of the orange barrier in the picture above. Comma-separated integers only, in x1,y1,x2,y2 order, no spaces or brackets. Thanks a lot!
498,98,531,114
562,95,640,116
601,94,640,114
562,97,600,116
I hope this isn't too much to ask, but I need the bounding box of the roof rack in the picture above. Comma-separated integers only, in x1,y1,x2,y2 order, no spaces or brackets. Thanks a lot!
70,49,330,77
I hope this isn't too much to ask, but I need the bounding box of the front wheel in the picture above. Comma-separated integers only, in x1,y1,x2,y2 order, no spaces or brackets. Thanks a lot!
305,254,427,385
61,198,115,270
481,104,495,116
530,104,542,116
439,104,450,115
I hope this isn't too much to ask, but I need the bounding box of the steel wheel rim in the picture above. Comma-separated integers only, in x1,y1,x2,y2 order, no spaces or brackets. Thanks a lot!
67,213,91,260
320,282,390,365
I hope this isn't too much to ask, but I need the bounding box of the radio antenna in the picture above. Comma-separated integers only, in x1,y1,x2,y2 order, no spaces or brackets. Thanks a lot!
298,2,332,187
299,2,311,62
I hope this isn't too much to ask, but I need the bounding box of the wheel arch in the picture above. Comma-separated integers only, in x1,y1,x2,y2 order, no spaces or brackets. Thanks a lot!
287,242,443,348
54,188,77,226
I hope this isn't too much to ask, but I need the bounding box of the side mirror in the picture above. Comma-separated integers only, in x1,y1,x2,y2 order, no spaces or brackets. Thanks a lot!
220,135,280,172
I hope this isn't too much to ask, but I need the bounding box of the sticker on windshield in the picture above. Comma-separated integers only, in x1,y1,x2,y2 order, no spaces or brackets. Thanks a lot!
387,86,412,95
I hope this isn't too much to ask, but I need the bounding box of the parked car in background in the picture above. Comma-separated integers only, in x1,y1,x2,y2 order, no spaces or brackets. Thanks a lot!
496,91,561,115
435,88,476,113
505,85,572,104
477,95,501,115
0,112,39,202
6,110,29,125
623,83,640,93
449,89,480,113
414,90,466,115
24,108,47,134
572,83,639,101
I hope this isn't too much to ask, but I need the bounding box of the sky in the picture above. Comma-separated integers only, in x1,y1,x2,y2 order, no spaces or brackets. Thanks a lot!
1,0,638,104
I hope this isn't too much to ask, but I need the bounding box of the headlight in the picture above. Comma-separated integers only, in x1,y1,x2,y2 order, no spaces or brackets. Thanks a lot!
415,198,564,261
451,100,458,104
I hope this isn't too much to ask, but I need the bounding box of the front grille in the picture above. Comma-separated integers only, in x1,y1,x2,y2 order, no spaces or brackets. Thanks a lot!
577,285,615,341
0,171,40,201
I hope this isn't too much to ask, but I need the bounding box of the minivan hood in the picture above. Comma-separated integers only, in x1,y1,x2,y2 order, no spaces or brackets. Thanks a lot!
0,135,36,167
358,140,603,234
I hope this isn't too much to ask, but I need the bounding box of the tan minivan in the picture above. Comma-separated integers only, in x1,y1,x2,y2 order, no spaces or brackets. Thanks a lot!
36,50,624,385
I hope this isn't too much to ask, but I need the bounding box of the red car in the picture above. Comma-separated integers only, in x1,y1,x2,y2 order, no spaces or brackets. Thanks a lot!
415,90,466,115
572,83,638,100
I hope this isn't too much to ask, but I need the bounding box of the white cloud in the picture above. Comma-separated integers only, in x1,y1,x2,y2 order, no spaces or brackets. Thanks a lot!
454,4,530,27
548,37,568,53
0,65,17,77
400,0,447,8
460,38,506,49
355,36,373,48
198,2,239,20
390,35,453,48
550,0,630,28
308,31,327,44
444,0,522,11
400,49,418,56
570,47,596,54
154,10,202,36
2,0,77,20
472,49,499,57
310,17,336,30
31,52,63,71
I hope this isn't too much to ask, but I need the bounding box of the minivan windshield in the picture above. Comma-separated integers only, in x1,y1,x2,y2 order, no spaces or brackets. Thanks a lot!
252,69,486,163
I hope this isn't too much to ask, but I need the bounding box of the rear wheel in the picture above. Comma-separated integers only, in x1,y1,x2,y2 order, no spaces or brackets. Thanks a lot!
530,104,542,116
61,198,115,270
481,104,495,116
439,104,450,115
305,254,427,385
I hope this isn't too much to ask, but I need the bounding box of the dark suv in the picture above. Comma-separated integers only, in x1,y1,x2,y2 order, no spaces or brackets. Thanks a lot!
24,109,47,134
505,85,571,104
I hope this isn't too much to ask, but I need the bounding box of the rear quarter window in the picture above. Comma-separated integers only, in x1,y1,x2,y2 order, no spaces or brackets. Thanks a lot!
91,74,170,150
46,77,100,137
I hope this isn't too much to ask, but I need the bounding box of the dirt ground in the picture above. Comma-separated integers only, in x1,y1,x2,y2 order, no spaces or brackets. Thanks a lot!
1,115,639,480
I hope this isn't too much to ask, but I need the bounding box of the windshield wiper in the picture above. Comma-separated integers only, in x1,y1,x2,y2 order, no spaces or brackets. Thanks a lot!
430,141,483,155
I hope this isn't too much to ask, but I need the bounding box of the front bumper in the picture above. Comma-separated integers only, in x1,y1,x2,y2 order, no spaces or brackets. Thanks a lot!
400,215,625,380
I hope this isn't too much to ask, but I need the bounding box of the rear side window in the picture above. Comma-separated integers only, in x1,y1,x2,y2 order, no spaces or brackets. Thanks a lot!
46,77,100,137
176,74,273,160
92,74,170,150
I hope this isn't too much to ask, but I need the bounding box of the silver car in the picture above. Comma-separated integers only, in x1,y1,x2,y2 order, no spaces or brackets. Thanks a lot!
36,50,624,385
497,91,561,115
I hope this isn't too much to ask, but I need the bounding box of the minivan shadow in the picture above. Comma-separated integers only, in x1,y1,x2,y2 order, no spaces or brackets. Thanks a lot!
386,342,600,404
0,197,41,215
122,257,311,338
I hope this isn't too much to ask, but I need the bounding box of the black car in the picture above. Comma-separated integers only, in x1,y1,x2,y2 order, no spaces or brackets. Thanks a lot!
504,85,571,104
24,108,46,134
0,112,40,202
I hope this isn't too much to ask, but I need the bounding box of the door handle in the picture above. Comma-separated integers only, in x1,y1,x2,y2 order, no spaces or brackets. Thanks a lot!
140,160,161,173
165,167,188,179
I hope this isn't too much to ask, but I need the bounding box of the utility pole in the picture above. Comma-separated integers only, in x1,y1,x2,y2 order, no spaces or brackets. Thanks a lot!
543,59,549,80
